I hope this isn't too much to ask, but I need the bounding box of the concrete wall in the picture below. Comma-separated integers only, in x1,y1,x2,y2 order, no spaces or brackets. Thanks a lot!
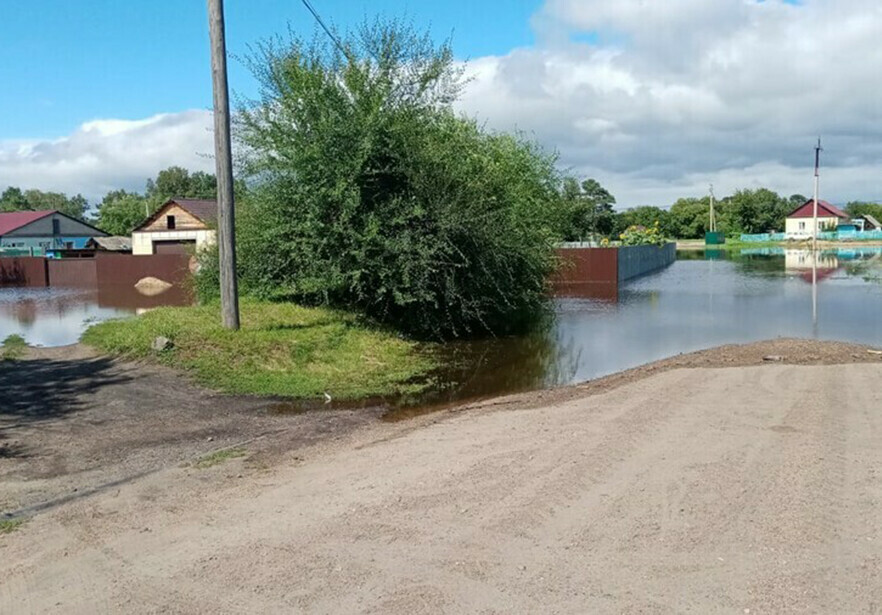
617,243,676,282
132,229,215,255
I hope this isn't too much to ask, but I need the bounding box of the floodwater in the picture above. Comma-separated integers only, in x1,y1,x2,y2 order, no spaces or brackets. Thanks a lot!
415,246,882,407
0,284,192,347
2,247,881,410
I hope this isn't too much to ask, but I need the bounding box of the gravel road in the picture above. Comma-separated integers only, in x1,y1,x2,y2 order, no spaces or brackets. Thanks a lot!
2,353,881,613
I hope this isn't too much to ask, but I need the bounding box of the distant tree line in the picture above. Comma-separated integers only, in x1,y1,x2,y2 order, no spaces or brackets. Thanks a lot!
0,167,220,236
95,167,220,235
557,183,882,240
0,187,88,220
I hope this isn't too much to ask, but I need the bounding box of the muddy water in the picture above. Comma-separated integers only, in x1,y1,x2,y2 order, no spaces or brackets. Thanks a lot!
0,284,192,347
3,248,881,412
408,246,882,408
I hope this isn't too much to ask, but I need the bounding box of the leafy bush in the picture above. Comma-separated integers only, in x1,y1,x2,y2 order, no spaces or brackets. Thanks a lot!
227,20,562,339
619,223,667,246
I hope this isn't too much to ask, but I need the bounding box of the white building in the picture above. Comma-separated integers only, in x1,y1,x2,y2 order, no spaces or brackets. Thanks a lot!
784,199,848,239
132,199,217,255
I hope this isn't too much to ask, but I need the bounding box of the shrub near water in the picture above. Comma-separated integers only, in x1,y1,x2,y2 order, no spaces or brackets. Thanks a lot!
224,20,562,340
82,301,435,399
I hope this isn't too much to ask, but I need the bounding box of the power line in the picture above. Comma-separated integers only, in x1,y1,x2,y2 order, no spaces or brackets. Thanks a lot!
299,0,348,57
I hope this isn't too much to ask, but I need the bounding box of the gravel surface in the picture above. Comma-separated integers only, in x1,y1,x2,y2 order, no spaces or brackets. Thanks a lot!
1,339,881,613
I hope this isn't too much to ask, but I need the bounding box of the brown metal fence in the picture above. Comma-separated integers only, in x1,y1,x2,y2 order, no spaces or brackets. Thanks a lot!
0,258,49,287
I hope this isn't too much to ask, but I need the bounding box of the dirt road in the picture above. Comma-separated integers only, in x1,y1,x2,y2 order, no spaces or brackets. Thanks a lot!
2,354,881,613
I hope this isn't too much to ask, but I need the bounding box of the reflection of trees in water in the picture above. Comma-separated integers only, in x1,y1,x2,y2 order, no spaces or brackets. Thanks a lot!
0,289,95,327
420,317,581,404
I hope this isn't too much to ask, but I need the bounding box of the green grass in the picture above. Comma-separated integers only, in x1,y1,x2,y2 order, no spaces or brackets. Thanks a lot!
81,300,436,400
194,447,248,468
0,519,24,535
0,335,27,361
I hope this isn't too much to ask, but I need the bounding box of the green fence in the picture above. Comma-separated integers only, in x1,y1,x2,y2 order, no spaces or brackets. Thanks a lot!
0,247,45,257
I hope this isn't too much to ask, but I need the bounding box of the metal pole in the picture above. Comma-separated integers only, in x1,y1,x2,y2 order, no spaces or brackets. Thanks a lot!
207,0,240,330
812,137,821,252
709,184,716,233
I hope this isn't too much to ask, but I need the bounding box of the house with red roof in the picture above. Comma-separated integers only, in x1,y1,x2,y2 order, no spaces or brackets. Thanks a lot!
131,198,217,255
0,210,107,252
784,199,849,238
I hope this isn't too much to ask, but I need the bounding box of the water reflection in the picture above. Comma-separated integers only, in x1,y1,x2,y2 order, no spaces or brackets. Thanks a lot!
2,248,881,408
426,246,882,402
0,284,192,347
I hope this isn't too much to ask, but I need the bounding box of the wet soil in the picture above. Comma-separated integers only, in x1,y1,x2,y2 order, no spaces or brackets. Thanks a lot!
2,338,880,519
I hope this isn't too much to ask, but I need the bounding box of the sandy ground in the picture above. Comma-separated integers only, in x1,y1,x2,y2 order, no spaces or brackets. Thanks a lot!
2,340,882,613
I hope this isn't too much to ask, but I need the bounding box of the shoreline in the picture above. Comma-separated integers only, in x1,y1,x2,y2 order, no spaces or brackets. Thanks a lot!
677,238,882,250
3,338,882,612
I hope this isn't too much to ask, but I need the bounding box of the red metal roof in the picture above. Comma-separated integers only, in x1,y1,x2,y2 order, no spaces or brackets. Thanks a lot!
787,200,849,219
0,210,55,235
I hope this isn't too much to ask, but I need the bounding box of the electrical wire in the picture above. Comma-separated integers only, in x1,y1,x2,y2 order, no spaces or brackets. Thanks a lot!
299,0,348,57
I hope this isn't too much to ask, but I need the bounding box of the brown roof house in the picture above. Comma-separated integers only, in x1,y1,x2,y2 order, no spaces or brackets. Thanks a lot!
131,198,217,255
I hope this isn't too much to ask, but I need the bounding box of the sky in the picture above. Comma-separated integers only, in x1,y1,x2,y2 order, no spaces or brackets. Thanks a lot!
2,0,881,207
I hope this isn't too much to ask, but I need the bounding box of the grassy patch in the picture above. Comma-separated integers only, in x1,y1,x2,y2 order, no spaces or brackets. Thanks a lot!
194,447,248,469
0,335,27,361
82,300,436,400
0,518,24,535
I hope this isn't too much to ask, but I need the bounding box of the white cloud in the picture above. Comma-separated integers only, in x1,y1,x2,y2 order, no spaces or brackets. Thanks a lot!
456,0,882,206
0,110,215,202
5,1,882,208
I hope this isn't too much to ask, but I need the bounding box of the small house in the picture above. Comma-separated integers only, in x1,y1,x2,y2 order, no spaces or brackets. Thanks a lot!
131,198,217,255
0,210,107,252
784,200,848,238
86,236,132,252
856,214,882,231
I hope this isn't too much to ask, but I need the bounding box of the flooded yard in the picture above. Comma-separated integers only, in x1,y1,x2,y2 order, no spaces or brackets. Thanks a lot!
0,284,191,347
1,247,880,405
427,246,882,403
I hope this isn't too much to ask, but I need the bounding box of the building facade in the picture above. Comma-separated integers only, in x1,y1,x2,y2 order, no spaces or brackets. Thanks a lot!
784,200,849,238
131,199,217,256
0,210,107,251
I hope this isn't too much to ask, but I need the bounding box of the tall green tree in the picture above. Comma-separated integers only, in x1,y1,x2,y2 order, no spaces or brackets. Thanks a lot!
845,201,882,222
229,19,562,339
95,190,152,236
668,197,713,238
0,187,87,219
723,188,789,234
0,187,28,212
614,205,672,236
558,177,617,240
145,166,217,203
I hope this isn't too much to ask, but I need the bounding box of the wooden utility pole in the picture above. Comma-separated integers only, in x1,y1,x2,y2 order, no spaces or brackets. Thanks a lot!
207,0,240,329
812,137,822,252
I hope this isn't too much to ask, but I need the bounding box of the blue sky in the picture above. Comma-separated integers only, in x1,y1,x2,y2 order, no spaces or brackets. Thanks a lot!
2,1,881,206
0,0,540,139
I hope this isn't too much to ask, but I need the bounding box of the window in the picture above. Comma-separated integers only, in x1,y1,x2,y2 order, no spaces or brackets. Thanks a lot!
52,218,61,235
167,215,176,230
799,221,805,231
